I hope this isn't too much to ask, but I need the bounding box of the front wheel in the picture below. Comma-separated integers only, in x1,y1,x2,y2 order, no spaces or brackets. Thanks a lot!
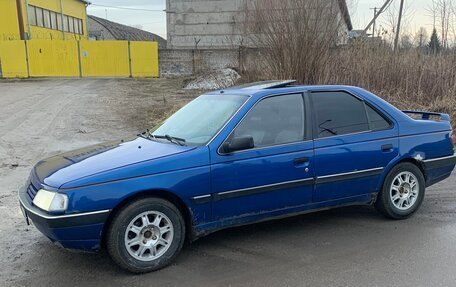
106,197,186,273
375,163,425,220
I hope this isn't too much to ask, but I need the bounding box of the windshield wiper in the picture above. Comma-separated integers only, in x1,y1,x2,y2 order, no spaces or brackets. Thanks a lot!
138,131,186,146
152,134,187,146
138,129,157,140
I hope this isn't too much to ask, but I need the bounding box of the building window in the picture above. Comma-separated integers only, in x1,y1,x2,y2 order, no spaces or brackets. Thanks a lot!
28,6,37,26
57,14,62,31
78,19,83,35
28,5,84,35
50,11,57,30
36,7,44,27
43,10,51,29
63,15,69,32
74,17,80,34
68,17,74,33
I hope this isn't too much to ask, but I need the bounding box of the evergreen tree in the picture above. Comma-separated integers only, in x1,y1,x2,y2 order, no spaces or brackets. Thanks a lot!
428,28,442,55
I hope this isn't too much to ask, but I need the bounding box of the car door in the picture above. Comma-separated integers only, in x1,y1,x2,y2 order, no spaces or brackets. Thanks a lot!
210,93,315,219
311,91,399,202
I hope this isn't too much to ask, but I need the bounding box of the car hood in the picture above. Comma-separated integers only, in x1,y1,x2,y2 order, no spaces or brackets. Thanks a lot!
33,137,195,188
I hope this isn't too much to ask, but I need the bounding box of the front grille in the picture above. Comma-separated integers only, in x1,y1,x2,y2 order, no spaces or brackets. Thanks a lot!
26,183,39,201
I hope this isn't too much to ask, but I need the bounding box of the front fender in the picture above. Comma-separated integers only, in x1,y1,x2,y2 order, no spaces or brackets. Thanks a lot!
61,165,212,227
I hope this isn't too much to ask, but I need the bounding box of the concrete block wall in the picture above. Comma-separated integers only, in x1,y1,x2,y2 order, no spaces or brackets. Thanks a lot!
166,0,352,50
159,48,243,77
159,49,194,76
167,0,248,49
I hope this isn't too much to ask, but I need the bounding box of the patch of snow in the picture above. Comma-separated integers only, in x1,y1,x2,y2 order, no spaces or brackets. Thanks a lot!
184,68,241,90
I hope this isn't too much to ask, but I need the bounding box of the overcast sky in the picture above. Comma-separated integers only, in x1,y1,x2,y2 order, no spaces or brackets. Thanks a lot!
86,0,435,40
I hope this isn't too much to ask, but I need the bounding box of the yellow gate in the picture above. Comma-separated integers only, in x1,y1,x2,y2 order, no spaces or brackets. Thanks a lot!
0,41,28,78
27,40,80,77
0,40,159,78
130,41,159,77
79,41,130,77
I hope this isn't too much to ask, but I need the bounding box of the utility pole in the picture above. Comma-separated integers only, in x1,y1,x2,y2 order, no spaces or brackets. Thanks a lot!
394,0,405,51
370,7,378,37
363,0,393,36
418,28,425,47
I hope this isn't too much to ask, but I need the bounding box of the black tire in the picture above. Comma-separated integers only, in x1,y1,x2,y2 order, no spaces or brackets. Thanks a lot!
106,197,186,273
375,163,425,220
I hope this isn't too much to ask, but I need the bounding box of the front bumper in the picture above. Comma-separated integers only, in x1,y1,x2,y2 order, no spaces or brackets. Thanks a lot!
18,186,110,251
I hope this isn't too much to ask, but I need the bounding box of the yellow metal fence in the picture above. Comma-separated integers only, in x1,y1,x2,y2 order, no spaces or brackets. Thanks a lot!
0,40,159,78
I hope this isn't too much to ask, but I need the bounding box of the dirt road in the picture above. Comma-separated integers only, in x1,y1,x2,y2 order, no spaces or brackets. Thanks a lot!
1,79,456,287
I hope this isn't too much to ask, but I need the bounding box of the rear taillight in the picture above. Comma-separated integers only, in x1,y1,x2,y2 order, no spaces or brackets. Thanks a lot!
451,131,456,150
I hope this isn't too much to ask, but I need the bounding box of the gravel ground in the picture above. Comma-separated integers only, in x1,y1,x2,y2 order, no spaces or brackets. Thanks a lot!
1,79,456,287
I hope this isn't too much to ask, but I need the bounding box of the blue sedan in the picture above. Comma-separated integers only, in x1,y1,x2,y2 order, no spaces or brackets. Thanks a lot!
19,81,456,273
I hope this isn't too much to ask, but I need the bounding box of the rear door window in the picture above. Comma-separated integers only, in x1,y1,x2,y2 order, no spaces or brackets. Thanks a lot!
366,104,391,131
312,92,369,138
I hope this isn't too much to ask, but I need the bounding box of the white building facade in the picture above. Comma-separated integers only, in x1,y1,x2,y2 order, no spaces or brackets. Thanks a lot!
166,0,353,49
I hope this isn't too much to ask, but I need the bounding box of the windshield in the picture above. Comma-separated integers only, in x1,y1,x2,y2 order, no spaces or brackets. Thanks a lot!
150,94,248,146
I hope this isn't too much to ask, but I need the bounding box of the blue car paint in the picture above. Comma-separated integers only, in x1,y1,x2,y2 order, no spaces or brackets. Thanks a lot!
19,85,456,251
35,138,197,188
210,140,315,219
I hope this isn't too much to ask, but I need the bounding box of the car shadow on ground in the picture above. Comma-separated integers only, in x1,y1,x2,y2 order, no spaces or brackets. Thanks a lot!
20,205,384,278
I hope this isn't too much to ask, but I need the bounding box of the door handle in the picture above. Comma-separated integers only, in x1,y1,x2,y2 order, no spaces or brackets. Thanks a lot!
381,144,393,152
294,157,310,165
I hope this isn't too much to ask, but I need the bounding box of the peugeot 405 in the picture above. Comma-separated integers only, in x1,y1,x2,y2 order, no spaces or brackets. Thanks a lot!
19,81,456,273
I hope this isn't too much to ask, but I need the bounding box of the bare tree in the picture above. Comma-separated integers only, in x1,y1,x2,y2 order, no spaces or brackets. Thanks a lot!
381,0,413,46
415,27,428,48
245,0,345,83
449,1,456,47
400,34,414,50
439,0,451,49
428,0,455,49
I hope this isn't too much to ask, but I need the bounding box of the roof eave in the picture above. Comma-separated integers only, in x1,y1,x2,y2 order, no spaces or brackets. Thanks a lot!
338,0,353,31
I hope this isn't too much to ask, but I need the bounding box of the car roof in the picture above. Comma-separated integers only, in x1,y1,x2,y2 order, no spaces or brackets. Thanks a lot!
206,81,360,98
205,81,410,122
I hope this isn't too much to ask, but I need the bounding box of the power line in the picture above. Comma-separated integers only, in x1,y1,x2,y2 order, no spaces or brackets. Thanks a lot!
89,3,165,12
363,0,394,35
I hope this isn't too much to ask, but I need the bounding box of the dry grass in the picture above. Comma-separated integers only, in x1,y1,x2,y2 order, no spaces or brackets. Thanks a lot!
325,44,456,123
245,44,456,123
243,0,456,124
109,78,201,130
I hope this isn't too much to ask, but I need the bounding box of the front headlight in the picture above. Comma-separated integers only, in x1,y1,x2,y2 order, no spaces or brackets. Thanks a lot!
33,189,68,213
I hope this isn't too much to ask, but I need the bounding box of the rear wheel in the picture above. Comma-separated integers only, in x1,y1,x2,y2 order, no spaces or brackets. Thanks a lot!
375,163,425,219
106,197,185,273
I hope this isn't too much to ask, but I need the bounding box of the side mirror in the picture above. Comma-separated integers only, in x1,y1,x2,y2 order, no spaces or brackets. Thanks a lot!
222,136,254,153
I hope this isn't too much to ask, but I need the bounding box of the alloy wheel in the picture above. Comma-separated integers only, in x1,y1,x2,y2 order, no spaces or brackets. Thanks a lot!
124,211,174,261
389,171,420,211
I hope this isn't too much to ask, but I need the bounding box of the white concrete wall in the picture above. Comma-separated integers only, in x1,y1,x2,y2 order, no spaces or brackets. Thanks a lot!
167,0,247,49
167,0,351,49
